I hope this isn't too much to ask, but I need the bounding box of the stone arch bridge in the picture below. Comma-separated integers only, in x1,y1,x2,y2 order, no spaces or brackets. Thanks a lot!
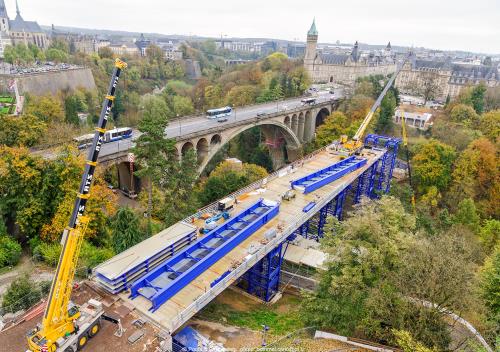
99,99,339,194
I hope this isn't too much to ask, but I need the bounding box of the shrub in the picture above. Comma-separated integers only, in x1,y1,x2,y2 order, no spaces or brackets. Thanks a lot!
0,236,22,268
1,275,42,313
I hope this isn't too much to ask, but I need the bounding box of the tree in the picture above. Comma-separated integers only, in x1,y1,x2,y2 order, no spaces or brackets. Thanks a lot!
450,138,499,218
453,198,481,233
111,90,125,122
45,48,68,63
393,330,438,352
480,246,500,330
171,95,194,116
479,220,500,255
479,110,499,142
64,94,86,125
198,161,268,204
111,207,142,253
2,275,42,313
146,44,164,63
0,235,22,268
0,114,47,147
314,111,358,147
133,96,198,226
450,103,479,127
25,95,65,123
48,38,70,53
98,47,114,59
375,90,396,133
302,197,416,338
412,139,456,194
420,72,440,103
204,85,224,109
225,85,257,107
470,83,487,114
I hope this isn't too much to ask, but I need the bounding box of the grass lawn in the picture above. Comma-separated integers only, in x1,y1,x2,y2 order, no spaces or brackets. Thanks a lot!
196,290,304,336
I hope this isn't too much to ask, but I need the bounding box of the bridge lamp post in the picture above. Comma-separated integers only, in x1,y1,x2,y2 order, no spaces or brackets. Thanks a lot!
177,114,181,136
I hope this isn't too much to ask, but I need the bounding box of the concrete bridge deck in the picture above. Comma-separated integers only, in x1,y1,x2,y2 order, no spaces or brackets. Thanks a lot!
117,146,386,333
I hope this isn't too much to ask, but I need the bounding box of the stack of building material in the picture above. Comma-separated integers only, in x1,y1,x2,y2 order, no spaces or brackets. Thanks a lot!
93,222,197,294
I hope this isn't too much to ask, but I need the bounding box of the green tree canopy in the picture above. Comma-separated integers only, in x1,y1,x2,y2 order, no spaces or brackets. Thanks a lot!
111,207,142,253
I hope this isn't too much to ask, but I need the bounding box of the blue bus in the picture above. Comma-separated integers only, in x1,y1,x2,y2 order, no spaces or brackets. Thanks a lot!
206,106,232,119
103,127,133,142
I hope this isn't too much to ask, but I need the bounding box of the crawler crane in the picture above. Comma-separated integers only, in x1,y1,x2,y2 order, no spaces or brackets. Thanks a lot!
26,58,127,352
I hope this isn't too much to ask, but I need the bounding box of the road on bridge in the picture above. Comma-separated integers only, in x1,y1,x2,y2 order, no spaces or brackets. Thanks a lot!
97,90,341,158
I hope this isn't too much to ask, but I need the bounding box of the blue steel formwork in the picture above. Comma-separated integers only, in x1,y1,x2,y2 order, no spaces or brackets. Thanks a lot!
129,198,280,312
240,242,288,302
291,156,367,194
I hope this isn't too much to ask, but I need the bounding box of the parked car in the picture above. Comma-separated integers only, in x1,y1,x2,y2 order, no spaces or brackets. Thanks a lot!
257,111,266,117
217,115,228,122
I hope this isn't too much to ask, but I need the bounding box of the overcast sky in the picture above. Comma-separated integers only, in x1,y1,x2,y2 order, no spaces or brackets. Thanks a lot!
7,0,500,54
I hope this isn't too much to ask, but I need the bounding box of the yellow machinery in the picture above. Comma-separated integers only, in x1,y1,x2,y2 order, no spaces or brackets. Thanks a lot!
339,60,406,155
400,110,416,214
27,59,127,352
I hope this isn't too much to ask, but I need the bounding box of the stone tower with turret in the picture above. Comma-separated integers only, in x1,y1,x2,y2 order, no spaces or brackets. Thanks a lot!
0,0,9,32
304,18,318,78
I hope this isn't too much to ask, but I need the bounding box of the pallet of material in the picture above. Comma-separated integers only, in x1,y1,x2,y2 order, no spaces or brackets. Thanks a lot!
93,222,197,294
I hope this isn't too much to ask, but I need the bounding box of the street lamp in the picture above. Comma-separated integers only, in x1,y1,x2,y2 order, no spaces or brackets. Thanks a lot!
177,114,181,136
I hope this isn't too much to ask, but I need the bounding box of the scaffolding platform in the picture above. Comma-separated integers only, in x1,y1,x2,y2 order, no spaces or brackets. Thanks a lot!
129,198,280,312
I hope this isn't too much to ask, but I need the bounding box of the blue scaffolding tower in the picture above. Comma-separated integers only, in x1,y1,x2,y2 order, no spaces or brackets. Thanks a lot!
364,134,402,195
239,242,288,302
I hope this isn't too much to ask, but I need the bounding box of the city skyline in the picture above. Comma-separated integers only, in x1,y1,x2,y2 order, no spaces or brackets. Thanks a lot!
3,0,500,55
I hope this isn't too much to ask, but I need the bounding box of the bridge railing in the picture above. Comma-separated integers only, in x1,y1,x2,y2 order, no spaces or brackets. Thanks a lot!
182,143,331,223
172,98,338,142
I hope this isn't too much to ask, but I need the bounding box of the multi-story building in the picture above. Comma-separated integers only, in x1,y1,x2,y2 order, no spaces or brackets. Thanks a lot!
304,19,397,86
395,54,500,100
0,0,48,55
287,43,306,58
108,41,140,56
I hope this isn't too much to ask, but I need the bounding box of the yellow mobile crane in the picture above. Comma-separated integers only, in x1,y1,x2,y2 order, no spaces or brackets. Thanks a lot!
339,60,406,154
27,59,127,352
400,110,416,214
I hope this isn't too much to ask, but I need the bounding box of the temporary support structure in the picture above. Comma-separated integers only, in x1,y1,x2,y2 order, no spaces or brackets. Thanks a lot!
364,134,402,194
291,156,367,194
239,242,288,302
130,198,280,312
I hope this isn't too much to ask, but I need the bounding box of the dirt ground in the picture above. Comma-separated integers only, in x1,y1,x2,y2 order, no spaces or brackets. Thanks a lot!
0,282,161,352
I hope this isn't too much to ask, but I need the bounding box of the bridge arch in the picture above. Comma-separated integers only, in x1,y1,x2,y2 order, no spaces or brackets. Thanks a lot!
196,138,208,164
181,141,194,156
210,134,222,146
198,120,301,174
284,116,290,128
316,107,330,127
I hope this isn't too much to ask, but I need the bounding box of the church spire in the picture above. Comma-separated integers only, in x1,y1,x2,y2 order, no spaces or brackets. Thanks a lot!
16,0,20,15
307,17,318,37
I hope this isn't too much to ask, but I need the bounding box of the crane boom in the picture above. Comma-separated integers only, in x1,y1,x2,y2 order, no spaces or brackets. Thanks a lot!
353,62,404,141
340,57,407,154
27,58,127,352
